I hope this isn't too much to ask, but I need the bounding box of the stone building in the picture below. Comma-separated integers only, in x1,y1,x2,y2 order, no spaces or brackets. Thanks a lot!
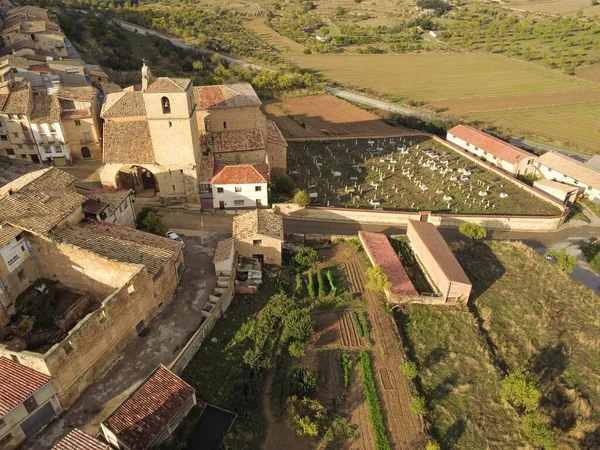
233,209,283,265
0,356,62,450
101,365,196,450
100,64,287,209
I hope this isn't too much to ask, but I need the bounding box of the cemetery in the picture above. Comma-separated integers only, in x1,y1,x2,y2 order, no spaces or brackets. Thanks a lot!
288,136,561,216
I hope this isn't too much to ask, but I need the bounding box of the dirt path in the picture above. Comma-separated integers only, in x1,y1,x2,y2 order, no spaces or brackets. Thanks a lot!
338,245,428,450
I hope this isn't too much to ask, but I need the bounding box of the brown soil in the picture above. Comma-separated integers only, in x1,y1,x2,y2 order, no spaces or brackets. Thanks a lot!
312,311,365,349
262,95,412,139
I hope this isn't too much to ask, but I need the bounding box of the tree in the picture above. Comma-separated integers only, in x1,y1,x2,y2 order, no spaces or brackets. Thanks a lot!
521,412,558,450
366,265,392,293
458,222,487,240
500,371,540,413
273,175,296,195
544,248,577,274
295,247,317,267
139,210,168,236
409,396,428,416
335,5,344,16
401,361,419,380
288,367,317,397
294,190,311,207
282,309,314,344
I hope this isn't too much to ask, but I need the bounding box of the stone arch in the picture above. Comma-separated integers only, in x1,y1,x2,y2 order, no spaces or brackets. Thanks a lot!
161,96,171,114
116,165,160,197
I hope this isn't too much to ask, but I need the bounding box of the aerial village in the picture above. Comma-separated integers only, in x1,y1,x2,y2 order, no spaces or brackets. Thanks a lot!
0,4,599,450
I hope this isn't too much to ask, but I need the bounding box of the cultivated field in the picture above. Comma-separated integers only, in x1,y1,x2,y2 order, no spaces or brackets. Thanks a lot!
453,241,600,447
511,0,600,16
288,137,560,215
263,95,410,138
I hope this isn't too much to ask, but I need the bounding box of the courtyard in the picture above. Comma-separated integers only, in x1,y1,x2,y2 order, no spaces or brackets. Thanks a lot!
288,136,560,216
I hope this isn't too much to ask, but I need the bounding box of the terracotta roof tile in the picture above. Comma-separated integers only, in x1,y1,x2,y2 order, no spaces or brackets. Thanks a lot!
101,91,146,118
358,231,418,296
145,77,190,93
538,152,600,190
448,125,533,165
213,129,264,153
0,223,21,246
85,189,131,218
212,163,269,185
57,86,96,102
0,357,51,418
0,78,31,114
198,152,214,184
52,428,109,450
0,156,41,187
407,221,471,285
266,120,287,147
193,83,261,109
102,366,195,450
233,209,283,241
103,120,154,164
213,237,234,263
31,91,61,124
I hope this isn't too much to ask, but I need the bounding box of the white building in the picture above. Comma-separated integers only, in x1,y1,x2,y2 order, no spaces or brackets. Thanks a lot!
536,152,600,202
82,189,136,227
0,357,62,450
30,91,69,163
447,125,536,176
533,179,578,205
213,237,234,274
211,164,269,210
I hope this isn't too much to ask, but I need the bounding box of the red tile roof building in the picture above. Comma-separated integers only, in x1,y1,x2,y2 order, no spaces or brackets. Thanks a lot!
358,231,418,298
0,356,51,418
212,164,269,185
101,365,196,450
52,428,109,450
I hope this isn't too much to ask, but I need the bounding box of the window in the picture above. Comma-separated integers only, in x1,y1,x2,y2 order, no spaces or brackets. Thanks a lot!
6,149,14,155
255,186,262,192
253,239,262,246
223,120,227,129
161,96,171,114
74,120,81,126
81,147,91,158
235,187,242,193
83,132,92,143
23,396,38,413
44,147,51,154
217,187,224,193
0,135,7,141
12,132,18,138
172,185,176,191
49,124,56,133
234,199,245,206
168,121,172,128
20,155,27,159
63,340,74,355
17,144,22,149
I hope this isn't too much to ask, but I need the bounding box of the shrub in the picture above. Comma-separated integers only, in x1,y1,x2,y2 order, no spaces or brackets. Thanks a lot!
500,371,540,413
295,247,317,267
294,273,304,299
326,270,336,294
138,210,168,236
317,267,327,297
358,351,391,450
401,361,419,380
366,265,392,293
282,309,314,344
273,175,295,195
289,340,309,358
288,367,317,397
426,441,441,450
294,190,311,207
322,414,358,448
409,396,428,416
458,222,487,240
341,352,352,388
286,396,325,436
521,412,558,450
307,270,316,298
544,248,577,274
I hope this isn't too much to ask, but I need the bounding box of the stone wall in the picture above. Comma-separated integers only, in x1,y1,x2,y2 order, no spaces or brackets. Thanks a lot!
214,149,267,166
235,234,282,265
266,141,287,178
62,116,101,162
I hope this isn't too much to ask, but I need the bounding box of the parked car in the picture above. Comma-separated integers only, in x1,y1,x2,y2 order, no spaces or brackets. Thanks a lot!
165,231,185,248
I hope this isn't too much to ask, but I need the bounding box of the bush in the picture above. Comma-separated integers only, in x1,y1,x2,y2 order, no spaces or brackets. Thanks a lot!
409,396,428,416
521,412,558,450
289,340,309,358
326,270,336,294
426,441,441,450
458,222,487,240
500,371,540,413
366,266,392,293
282,309,314,344
294,273,304,299
288,367,317,397
545,248,577,274
307,269,316,298
273,175,296,195
294,190,311,207
295,247,317,267
341,352,352,388
401,361,419,380
317,267,327,297
358,351,391,450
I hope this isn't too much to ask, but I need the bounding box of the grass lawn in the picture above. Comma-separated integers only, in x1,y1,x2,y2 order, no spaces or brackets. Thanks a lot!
566,202,591,223
453,241,600,447
399,305,524,448
288,137,560,215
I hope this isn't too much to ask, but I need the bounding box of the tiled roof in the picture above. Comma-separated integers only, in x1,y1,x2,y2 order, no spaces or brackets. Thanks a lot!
0,356,51,418
145,77,191,93
102,365,195,450
62,109,91,120
0,55,30,70
0,156,41,187
85,189,131,218
52,428,110,450
198,152,214,184
103,120,154,164
407,221,471,286
0,223,21,246
0,78,31,114
31,91,61,124
213,237,234,263
99,82,123,95
50,222,182,277
266,120,287,147
233,209,283,241
0,167,85,234
448,125,533,165
101,91,146,118
193,83,261,109
538,152,600,190
212,163,269,185
358,231,418,296
57,86,96,102
534,179,578,194
213,129,264,153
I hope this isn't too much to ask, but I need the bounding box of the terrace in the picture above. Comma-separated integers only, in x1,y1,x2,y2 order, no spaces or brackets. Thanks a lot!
288,136,560,216
0,279,99,353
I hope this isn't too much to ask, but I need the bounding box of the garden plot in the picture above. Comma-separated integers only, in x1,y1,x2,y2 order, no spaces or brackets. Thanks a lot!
288,137,560,215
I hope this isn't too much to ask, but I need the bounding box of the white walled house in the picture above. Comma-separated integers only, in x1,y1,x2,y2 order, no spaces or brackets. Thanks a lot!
536,152,600,203
213,237,234,274
82,189,136,228
30,92,69,164
447,125,536,176
211,164,269,210
0,357,62,450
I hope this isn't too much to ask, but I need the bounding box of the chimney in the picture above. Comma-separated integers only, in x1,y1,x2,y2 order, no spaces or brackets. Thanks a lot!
141,60,151,92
